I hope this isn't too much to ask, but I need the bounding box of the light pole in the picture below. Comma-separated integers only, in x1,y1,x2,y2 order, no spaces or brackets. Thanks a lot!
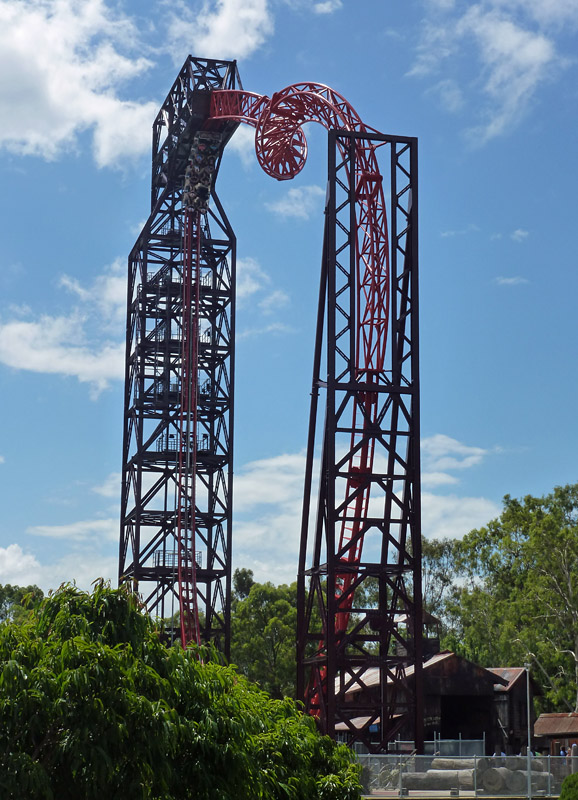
525,662,532,800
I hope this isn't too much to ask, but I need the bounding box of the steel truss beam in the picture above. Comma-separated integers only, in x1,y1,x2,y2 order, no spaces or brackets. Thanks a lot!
119,58,240,653
297,131,423,753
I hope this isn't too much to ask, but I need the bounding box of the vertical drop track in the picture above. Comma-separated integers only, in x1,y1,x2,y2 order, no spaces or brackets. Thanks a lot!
176,208,202,646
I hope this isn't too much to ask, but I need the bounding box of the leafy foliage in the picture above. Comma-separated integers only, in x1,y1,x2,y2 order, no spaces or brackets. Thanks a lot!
560,772,578,800
232,567,255,601
0,583,43,623
442,483,578,711
231,577,297,699
421,537,459,620
0,581,361,799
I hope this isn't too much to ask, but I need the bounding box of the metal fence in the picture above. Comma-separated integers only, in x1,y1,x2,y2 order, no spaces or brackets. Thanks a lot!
358,754,570,797
352,737,486,757
399,736,486,756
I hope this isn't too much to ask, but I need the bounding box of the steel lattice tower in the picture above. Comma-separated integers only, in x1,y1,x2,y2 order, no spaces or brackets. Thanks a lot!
296,131,423,753
120,62,424,752
119,58,241,650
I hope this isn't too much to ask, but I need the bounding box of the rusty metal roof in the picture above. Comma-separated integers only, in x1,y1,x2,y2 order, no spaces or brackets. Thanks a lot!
488,666,526,692
334,714,402,731
335,715,379,731
339,650,507,695
535,713,578,736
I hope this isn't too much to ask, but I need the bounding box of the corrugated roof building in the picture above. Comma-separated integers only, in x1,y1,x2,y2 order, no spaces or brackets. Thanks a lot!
488,667,540,755
535,712,578,755
340,650,515,752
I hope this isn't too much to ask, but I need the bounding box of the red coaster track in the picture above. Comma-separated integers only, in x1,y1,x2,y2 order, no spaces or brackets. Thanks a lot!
204,84,389,649
177,208,202,647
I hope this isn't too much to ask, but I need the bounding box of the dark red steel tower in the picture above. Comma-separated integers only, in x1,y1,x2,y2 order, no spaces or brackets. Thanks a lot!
119,58,241,650
210,85,424,751
297,130,423,752
120,62,423,751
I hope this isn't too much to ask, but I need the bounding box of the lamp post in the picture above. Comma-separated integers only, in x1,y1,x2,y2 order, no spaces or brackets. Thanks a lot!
525,663,532,800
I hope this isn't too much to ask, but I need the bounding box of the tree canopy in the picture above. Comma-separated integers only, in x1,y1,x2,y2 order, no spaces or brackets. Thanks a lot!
229,483,578,716
0,583,43,623
231,570,297,699
0,581,361,799
439,483,578,712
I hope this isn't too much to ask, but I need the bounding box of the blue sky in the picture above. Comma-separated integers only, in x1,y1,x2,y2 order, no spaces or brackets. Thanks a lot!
0,0,576,592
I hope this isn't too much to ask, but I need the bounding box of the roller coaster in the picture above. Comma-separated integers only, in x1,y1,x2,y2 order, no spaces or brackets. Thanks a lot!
120,57,423,753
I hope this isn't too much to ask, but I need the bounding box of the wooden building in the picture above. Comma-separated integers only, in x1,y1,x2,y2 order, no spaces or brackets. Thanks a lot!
339,651,539,754
342,650,506,751
487,667,540,755
534,713,578,755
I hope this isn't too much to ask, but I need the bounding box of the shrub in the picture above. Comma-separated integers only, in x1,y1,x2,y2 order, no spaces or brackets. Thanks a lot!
0,582,361,800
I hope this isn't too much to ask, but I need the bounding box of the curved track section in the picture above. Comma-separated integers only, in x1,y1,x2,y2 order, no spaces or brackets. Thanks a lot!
210,86,389,639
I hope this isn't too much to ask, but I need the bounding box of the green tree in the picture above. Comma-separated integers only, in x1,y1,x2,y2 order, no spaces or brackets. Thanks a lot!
446,483,578,711
560,772,578,800
0,583,43,623
421,537,460,622
231,580,297,699
347,538,460,635
232,567,255,602
0,581,361,799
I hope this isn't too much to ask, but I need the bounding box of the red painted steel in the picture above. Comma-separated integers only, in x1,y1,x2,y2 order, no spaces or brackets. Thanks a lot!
210,84,389,665
177,207,202,646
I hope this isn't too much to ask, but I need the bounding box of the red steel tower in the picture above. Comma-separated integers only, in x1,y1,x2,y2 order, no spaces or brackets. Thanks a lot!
120,59,423,752
119,58,241,650
297,130,423,752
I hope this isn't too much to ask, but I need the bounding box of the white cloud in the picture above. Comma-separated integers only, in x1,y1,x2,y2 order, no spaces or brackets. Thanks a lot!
0,0,157,167
0,261,126,394
232,444,502,583
130,218,148,236
91,98,157,170
422,491,501,539
429,79,464,112
0,455,5,464
421,471,459,489
494,275,529,285
490,0,578,28
259,290,290,315
233,452,311,584
237,322,295,339
227,125,256,168
166,0,274,62
511,228,529,242
0,312,124,395
413,434,492,490
441,224,480,238
234,452,306,512
407,20,458,77
60,258,127,327
459,7,558,143
0,542,117,593
0,544,41,585
411,3,562,142
27,517,118,542
266,185,325,220
236,257,270,301
422,433,488,472
313,0,342,13
236,259,292,333
47,552,118,590
92,472,121,499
